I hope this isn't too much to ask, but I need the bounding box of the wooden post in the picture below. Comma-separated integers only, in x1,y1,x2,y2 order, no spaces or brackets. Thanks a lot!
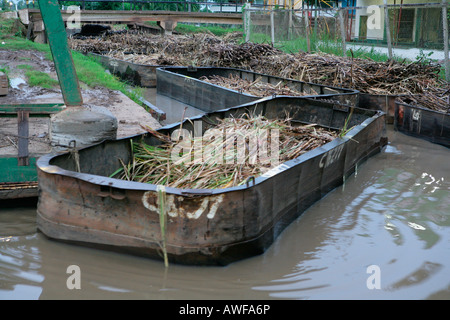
442,0,449,81
339,8,347,56
383,0,393,59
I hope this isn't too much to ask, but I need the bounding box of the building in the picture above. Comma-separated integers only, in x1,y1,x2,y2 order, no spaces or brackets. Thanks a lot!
353,0,445,49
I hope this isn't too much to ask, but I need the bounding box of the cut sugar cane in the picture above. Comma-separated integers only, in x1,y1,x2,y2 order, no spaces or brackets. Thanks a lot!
112,115,338,189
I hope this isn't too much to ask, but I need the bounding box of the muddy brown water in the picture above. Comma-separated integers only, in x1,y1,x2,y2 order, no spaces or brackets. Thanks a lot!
1,90,449,300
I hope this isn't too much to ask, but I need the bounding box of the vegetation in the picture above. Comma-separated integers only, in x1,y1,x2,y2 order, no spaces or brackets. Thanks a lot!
145,21,244,37
25,69,59,88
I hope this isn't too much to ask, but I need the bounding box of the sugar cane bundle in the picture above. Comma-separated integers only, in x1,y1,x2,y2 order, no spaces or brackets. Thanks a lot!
112,115,337,189
198,74,313,97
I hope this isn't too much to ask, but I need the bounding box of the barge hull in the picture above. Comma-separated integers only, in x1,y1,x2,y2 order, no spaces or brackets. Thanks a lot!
36,97,387,265
395,102,449,148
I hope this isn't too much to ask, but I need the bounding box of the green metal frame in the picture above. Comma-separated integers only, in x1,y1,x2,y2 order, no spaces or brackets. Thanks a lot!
1,0,83,189
0,158,38,183
0,103,65,184
0,103,65,115
38,0,83,106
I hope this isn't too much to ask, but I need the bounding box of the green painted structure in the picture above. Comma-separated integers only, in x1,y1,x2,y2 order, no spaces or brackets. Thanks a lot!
1,0,82,199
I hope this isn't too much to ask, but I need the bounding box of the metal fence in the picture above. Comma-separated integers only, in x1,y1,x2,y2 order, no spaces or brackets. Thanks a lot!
244,2,450,80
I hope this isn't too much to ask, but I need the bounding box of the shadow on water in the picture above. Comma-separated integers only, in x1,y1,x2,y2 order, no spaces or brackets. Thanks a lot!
0,197,38,209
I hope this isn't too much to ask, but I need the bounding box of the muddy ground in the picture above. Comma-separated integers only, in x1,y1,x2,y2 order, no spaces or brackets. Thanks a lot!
0,49,161,156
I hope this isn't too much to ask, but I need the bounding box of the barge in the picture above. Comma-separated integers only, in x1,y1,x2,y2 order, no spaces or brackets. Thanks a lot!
156,66,360,113
395,101,449,148
36,96,387,265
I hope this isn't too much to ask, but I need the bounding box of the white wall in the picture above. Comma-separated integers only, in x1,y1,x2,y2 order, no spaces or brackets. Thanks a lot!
353,0,430,41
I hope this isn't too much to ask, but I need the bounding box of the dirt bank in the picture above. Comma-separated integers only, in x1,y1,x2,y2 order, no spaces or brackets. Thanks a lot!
0,49,161,142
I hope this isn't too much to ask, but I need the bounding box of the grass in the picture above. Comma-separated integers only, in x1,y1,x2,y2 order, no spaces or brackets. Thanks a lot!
175,23,244,36
0,65,9,76
25,70,59,89
145,21,244,36
269,33,399,63
16,64,34,70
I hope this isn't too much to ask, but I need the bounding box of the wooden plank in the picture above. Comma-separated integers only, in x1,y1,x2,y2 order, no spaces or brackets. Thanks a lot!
17,110,30,166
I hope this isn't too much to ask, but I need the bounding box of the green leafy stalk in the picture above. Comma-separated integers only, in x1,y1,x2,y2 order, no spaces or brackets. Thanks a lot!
158,185,169,268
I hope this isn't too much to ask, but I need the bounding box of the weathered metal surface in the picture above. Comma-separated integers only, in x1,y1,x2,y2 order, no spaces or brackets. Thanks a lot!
358,93,403,124
0,103,65,115
156,67,360,113
0,103,65,199
38,0,83,107
395,101,450,148
0,157,39,200
36,96,387,265
17,110,30,166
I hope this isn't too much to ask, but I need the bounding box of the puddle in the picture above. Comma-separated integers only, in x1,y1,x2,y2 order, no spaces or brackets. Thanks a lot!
9,77,26,90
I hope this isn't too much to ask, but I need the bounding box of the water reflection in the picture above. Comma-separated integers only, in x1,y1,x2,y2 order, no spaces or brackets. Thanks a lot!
252,129,450,299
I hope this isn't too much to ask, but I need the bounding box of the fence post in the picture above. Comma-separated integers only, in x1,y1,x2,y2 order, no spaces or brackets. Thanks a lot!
244,3,251,42
288,0,293,40
383,0,393,59
442,0,449,81
270,9,275,44
305,10,310,52
339,8,346,56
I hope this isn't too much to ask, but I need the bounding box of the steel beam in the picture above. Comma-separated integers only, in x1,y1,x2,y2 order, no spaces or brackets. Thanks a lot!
36,1,83,107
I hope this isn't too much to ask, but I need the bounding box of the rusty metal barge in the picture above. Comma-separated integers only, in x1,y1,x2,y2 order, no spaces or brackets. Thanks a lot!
156,66,360,112
36,96,387,265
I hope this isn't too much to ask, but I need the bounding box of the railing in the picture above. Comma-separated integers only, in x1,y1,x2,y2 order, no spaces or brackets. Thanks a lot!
25,0,282,12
